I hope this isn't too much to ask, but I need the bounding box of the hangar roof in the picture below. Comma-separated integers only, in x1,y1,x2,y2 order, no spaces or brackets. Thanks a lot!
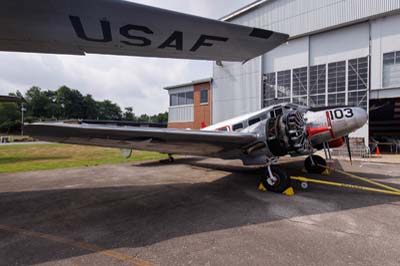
221,0,270,22
164,78,212,91
221,0,400,39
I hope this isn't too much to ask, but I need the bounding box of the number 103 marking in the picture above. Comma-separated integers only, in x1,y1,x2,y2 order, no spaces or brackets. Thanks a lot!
329,108,354,121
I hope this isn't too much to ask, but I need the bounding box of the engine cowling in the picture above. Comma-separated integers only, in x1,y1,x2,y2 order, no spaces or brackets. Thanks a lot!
265,110,310,157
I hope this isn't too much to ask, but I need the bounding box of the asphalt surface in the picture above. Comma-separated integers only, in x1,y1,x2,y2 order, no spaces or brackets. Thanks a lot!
0,157,400,266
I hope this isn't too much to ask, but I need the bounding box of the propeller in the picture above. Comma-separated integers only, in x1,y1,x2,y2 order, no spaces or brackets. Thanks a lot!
344,136,353,165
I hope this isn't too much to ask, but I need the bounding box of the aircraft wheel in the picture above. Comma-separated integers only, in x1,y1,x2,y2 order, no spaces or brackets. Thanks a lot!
304,155,327,174
261,166,291,193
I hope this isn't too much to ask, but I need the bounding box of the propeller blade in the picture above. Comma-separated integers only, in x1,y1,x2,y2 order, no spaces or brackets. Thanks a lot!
345,136,353,165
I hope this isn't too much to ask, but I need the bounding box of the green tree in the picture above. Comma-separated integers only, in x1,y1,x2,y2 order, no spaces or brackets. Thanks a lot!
25,86,52,119
82,94,99,119
154,112,168,123
124,107,136,121
138,114,150,122
56,86,85,119
0,102,21,133
43,90,59,119
97,100,122,120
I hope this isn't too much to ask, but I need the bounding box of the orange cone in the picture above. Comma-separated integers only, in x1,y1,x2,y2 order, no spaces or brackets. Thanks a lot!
376,146,381,156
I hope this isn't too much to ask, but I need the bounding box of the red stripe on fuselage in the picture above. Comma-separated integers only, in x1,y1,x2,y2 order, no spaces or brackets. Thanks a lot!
325,111,335,139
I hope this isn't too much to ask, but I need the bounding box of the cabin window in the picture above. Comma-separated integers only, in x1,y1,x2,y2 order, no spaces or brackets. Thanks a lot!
233,123,244,131
248,117,261,126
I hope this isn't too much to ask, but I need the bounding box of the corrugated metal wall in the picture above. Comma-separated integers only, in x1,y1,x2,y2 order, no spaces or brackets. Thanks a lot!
213,57,262,122
213,0,400,123
229,0,400,37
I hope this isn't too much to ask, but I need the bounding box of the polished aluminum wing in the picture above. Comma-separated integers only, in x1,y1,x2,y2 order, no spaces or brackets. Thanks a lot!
25,123,261,158
0,0,289,61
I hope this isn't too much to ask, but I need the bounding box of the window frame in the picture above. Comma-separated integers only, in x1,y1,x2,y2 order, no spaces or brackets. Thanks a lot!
169,90,195,107
383,51,400,89
309,64,327,107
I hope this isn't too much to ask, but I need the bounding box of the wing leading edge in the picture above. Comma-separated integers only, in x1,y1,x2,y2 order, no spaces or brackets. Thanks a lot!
0,0,289,61
25,123,260,158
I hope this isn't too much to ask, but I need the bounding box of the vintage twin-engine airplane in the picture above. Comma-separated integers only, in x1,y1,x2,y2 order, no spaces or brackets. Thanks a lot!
1,0,368,193
26,104,368,193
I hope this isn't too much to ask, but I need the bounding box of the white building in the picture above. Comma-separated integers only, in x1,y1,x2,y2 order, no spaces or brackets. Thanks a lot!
213,0,400,144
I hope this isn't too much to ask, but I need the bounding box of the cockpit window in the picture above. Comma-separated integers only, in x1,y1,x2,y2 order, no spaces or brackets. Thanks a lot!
217,126,229,132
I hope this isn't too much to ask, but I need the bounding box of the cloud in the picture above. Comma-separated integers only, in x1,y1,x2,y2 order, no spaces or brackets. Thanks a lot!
0,0,252,115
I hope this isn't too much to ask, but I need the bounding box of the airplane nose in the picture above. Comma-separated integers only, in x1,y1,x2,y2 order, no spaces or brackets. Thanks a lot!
353,107,368,129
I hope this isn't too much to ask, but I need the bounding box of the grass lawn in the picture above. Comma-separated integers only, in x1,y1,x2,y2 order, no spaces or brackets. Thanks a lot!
0,144,167,173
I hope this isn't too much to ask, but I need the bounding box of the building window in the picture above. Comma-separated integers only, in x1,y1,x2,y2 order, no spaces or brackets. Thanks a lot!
178,92,186,105
277,70,291,102
200,89,208,104
186,91,194,105
348,57,368,110
263,72,276,107
309,64,326,107
327,61,346,106
170,94,179,106
170,91,194,106
383,51,400,88
328,93,346,106
292,67,308,106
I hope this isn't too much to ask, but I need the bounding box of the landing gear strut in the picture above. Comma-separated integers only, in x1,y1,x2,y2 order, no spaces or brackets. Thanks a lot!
304,155,327,174
261,164,291,193
168,154,174,163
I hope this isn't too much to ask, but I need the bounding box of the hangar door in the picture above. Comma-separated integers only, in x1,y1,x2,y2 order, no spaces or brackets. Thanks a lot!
310,23,370,110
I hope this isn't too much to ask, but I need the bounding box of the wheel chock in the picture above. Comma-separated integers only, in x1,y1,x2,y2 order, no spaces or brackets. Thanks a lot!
283,187,295,196
322,169,330,175
258,183,267,191
258,183,295,196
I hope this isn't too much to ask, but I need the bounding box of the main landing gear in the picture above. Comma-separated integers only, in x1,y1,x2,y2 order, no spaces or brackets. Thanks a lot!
304,155,327,174
304,142,330,174
261,162,291,193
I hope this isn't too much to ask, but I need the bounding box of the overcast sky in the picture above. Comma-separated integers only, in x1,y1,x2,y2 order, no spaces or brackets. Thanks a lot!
0,0,253,115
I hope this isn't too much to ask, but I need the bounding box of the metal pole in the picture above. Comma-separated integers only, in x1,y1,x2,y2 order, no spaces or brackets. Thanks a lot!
21,103,25,136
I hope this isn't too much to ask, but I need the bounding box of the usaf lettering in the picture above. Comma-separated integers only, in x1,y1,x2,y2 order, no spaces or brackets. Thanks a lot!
69,16,228,52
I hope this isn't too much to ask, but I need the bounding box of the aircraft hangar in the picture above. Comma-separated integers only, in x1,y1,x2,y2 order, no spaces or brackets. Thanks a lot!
211,0,400,149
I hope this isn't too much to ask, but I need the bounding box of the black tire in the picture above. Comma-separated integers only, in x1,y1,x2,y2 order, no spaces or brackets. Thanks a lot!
304,155,327,174
261,166,291,193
